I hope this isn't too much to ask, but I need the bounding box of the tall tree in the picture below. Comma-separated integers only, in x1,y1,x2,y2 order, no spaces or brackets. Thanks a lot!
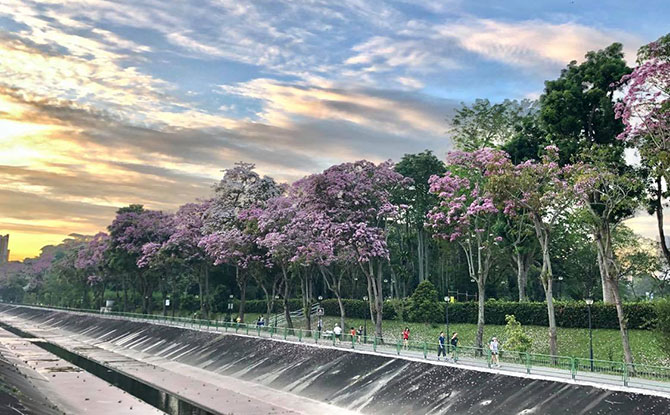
109,205,174,314
488,146,579,356
292,160,409,338
75,232,111,309
573,156,642,366
394,150,446,283
615,33,670,265
427,149,506,351
540,42,631,302
201,162,282,321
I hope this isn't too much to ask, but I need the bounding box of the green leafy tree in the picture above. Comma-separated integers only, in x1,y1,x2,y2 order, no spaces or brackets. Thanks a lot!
540,43,631,165
450,99,533,151
541,43,634,305
503,314,532,353
394,151,446,283
407,280,441,323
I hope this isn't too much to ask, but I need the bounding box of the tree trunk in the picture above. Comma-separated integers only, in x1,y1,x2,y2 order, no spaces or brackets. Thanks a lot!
171,276,176,318
533,218,558,357
516,252,528,302
596,228,616,304
656,175,670,265
122,276,128,312
595,221,635,367
417,229,425,282
476,281,485,352
237,267,247,323
301,272,312,332
337,295,345,331
198,275,204,316
374,261,384,339
610,276,635,368
204,265,210,319
424,233,430,284
281,265,293,329
320,267,347,330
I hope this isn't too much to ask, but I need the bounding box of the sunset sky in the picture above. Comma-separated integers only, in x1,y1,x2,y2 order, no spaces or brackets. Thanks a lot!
1,0,669,261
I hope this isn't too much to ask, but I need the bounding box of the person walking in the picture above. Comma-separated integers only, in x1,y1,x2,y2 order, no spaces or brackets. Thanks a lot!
350,327,356,342
402,327,410,350
489,337,500,367
437,332,446,360
356,326,363,342
450,332,459,361
333,323,342,342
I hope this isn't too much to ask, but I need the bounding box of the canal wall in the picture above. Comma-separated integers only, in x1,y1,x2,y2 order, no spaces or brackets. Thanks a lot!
0,304,668,415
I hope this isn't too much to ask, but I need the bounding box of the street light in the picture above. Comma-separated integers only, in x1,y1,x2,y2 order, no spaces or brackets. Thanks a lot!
317,296,324,334
585,298,594,371
227,294,234,322
363,295,369,343
353,277,358,298
557,276,564,299
444,296,450,343
274,295,280,328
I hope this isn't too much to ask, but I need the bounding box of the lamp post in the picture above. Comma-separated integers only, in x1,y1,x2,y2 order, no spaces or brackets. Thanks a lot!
444,296,450,343
557,276,564,299
353,277,358,298
585,298,594,371
227,294,234,322
363,295,369,343
317,296,323,334
274,295,279,328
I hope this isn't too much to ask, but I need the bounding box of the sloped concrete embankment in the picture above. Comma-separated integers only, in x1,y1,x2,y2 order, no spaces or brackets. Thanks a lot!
0,304,668,415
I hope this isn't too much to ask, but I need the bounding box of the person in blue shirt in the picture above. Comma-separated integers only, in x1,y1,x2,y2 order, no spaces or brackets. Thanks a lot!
438,332,446,360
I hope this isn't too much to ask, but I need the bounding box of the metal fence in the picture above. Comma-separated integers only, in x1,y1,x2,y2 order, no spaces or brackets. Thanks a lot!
4,303,669,393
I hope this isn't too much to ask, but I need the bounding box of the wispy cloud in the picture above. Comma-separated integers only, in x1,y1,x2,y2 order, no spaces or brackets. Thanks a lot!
0,0,665,259
439,18,642,68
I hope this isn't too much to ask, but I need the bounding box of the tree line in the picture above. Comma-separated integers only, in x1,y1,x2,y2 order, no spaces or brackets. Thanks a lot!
1,34,669,367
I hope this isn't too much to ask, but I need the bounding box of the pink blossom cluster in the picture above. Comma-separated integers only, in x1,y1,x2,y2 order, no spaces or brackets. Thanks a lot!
427,149,502,245
614,36,670,163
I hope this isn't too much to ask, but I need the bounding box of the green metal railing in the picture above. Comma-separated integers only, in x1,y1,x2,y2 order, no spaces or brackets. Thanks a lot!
3,302,669,392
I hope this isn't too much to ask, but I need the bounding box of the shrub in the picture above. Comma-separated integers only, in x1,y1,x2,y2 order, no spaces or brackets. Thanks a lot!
654,299,670,358
502,314,531,352
223,298,657,330
407,281,443,323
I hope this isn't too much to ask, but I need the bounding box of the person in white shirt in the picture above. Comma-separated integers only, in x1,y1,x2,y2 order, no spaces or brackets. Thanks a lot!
333,323,342,342
490,337,500,367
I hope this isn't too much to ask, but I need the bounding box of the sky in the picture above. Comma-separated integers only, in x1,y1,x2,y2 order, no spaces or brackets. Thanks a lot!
0,0,669,261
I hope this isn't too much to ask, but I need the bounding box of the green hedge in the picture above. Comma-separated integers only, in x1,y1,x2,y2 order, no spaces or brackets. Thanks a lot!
233,298,656,330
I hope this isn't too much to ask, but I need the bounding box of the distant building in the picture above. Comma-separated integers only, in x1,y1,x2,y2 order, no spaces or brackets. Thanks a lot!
0,234,8,264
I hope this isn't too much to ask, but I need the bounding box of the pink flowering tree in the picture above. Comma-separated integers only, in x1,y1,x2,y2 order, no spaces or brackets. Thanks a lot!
75,232,110,308
139,202,212,317
109,205,175,314
615,33,670,265
252,196,313,329
488,145,579,357
427,149,506,351
292,160,409,338
573,155,642,366
200,162,282,322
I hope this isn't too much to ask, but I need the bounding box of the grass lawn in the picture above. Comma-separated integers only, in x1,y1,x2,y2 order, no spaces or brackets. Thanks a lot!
235,312,668,367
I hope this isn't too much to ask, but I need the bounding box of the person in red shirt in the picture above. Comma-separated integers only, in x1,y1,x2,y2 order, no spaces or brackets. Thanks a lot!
402,327,410,350
350,327,356,341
